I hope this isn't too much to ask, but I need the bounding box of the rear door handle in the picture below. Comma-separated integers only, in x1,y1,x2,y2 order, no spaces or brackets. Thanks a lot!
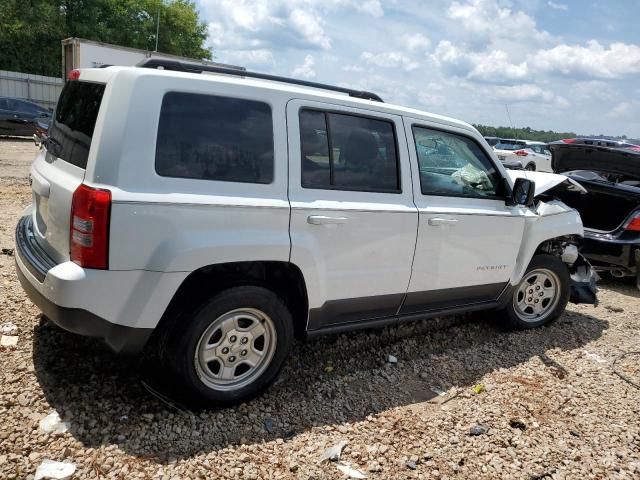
307,215,349,225
428,217,458,226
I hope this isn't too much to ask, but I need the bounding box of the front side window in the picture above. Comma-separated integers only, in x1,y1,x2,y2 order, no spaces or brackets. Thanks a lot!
156,92,274,184
300,109,400,193
413,126,501,198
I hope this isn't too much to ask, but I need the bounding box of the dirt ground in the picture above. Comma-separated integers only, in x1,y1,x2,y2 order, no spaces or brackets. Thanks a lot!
0,139,638,479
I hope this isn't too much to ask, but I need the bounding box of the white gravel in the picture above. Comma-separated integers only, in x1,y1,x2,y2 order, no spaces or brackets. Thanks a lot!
1,140,639,479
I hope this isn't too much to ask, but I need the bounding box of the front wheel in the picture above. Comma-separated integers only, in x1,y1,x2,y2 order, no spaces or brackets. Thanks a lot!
498,254,570,329
165,286,294,406
525,162,536,171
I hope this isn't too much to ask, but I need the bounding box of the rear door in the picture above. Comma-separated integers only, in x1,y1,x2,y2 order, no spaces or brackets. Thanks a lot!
30,79,105,263
287,100,418,330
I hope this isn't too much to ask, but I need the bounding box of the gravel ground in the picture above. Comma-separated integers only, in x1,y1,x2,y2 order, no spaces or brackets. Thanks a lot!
0,139,639,479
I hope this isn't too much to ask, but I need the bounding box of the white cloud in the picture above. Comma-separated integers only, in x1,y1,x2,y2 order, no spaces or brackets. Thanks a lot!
201,0,385,54
492,83,569,107
402,33,431,53
530,40,640,78
418,92,445,107
608,100,640,120
292,55,316,78
447,0,550,44
432,41,528,82
290,9,331,50
361,51,420,71
547,1,568,10
217,49,275,69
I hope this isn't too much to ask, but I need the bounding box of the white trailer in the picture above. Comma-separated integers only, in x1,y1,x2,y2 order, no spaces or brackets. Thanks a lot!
61,38,243,80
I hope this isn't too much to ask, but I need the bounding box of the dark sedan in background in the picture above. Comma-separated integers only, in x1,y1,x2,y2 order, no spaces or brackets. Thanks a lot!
0,96,51,137
548,138,640,289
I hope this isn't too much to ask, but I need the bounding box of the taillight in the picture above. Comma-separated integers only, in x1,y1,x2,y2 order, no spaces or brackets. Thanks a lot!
68,69,81,81
625,213,640,232
515,150,529,156
562,138,577,144
70,184,111,269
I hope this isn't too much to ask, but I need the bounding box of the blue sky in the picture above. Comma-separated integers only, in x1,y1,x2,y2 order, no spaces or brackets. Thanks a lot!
194,0,640,138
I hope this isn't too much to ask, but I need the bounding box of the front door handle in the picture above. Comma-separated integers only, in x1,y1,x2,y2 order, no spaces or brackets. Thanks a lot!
428,217,458,226
307,215,349,225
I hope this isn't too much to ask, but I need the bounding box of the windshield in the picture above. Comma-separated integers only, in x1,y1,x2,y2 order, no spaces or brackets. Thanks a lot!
47,81,105,169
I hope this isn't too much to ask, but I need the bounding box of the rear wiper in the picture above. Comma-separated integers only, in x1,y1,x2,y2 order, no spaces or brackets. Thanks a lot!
43,137,61,156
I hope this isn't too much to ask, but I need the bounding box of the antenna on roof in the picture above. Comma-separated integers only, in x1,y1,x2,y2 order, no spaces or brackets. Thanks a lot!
137,58,384,102
505,104,516,139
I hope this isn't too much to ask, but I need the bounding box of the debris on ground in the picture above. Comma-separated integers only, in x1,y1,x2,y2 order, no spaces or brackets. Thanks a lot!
387,354,398,364
34,459,76,480
430,386,446,396
319,440,348,462
605,305,624,313
336,462,367,478
0,335,18,347
472,383,485,394
405,459,417,470
583,350,607,364
509,418,527,431
39,411,70,434
0,248,13,256
0,322,17,335
469,424,489,436
264,417,274,433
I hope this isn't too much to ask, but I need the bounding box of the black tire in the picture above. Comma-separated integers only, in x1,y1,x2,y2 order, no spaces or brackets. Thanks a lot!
498,254,570,329
164,286,294,406
525,162,536,171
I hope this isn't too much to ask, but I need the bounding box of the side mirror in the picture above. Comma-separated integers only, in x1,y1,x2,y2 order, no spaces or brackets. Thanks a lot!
509,178,535,206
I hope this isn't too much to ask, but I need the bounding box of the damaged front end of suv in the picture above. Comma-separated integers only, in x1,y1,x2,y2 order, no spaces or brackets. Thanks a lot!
508,169,599,305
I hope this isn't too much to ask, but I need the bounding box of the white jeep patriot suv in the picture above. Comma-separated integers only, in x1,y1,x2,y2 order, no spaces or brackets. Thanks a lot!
15,59,597,405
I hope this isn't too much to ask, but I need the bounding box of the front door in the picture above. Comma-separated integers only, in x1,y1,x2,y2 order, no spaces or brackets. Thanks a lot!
402,120,527,314
287,99,418,330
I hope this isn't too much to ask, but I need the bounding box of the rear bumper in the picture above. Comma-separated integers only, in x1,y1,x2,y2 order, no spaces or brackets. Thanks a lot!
15,260,152,354
14,215,184,354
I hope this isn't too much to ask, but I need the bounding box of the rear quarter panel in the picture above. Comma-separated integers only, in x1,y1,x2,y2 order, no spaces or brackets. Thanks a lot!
94,73,292,271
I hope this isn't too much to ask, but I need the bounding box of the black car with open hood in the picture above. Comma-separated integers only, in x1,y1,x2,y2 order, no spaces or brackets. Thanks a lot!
549,139,640,288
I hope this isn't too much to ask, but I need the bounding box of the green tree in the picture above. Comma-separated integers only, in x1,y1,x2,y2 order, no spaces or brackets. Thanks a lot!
0,0,211,77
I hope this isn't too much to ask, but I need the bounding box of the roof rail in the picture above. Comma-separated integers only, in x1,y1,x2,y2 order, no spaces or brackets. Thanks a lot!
137,58,384,102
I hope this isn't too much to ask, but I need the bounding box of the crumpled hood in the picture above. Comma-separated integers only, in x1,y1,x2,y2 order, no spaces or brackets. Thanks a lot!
549,142,640,178
506,170,587,196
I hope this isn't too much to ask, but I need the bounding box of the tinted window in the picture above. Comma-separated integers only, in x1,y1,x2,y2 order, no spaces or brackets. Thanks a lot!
413,127,501,198
156,92,273,184
47,81,105,168
300,110,400,193
0,98,8,110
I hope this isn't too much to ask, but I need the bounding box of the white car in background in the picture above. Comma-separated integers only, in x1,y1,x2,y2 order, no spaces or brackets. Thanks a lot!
493,139,552,172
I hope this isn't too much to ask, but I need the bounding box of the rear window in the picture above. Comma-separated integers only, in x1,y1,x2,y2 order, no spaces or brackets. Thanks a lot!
47,81,105,169
155,92,274,184
495,142,525,151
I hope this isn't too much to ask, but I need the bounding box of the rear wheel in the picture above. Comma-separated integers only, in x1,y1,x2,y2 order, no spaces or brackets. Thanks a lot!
498,254,569,329
525,162,536,171
165,286,293,406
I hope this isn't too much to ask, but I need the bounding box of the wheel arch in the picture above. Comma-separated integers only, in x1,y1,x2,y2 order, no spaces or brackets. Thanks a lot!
510,206,584,286
150,261,310,352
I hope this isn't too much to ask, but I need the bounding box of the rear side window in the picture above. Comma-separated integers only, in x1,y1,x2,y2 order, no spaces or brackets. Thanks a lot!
300,109,400,193
156,92,274,184
47,81,105,169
